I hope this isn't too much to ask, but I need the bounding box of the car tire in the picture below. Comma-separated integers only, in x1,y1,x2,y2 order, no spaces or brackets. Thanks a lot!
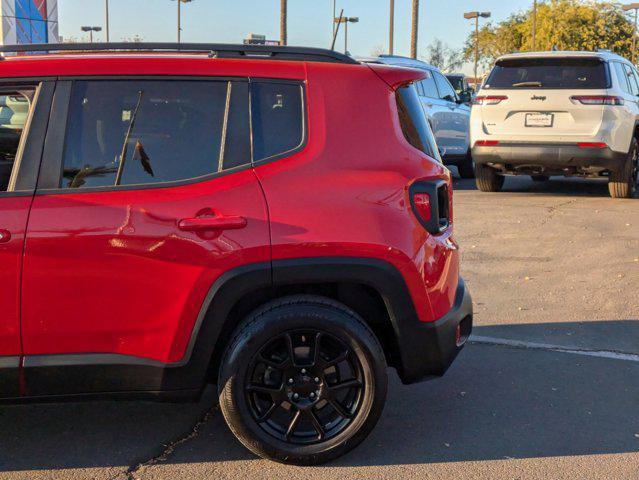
531,175,549,182
457,151,476,179
609,139,638,199
475,163,505,192
218,295,388,465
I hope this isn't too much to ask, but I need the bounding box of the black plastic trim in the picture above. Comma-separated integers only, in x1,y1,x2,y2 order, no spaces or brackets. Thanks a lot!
473,143,627,171
17,257,471,399
409,180,450,235
0,43,359,65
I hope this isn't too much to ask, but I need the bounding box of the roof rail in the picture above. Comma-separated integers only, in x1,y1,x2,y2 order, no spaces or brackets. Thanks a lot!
0,42,359,64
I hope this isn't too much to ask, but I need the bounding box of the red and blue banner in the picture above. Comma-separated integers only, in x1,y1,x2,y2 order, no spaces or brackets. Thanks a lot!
15,0,49,44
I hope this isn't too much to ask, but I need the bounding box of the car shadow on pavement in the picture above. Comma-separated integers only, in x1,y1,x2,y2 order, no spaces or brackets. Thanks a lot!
0,320,638,472
452,173,616,198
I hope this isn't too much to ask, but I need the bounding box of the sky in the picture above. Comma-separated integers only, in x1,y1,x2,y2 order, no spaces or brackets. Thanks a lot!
57,0,595,74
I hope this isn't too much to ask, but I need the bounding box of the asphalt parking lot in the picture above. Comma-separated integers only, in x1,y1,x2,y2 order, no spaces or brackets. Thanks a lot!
1,175,637,480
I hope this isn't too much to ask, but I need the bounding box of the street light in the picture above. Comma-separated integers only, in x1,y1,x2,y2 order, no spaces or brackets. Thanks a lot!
623,3,639,64
334,16,358,54
81,26,102,43
172,0,193,43
464,11,491,89
105,0,110,42
389,0,395,55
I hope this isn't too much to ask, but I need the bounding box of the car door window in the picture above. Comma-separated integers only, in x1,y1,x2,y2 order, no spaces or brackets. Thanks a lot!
623,64,639,96
433,72,457,103
419,75,439,99
60,80,251,189
614,62,631,94
0,90,35,191
251,82,304,162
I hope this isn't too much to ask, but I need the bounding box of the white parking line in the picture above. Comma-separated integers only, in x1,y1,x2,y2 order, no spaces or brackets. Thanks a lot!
470,335,639,363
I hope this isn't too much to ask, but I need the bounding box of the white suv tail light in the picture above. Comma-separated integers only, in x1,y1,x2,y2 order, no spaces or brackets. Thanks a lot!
570,95,624,106
473,95,508,105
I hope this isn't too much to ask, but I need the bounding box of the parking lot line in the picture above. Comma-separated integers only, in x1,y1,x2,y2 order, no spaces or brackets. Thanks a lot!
471,335,639,363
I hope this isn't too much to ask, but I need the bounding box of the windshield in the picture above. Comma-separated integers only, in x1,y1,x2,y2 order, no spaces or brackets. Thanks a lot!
485,57,609,89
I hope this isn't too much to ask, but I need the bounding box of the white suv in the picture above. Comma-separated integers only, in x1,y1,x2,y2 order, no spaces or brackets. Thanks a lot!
471,51,639,198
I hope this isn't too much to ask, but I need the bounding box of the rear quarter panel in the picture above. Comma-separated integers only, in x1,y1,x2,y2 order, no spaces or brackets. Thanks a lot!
254,62,459,322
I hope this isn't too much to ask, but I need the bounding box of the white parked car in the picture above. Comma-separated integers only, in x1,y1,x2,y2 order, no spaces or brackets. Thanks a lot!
471,51,639,198
363,56,475,178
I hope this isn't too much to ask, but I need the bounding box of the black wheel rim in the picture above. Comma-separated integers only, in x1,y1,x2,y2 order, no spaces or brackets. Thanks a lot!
245,330,365,445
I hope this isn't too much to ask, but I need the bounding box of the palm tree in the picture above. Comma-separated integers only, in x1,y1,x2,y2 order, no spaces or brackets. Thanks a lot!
280,0,288,46
410,0,419,58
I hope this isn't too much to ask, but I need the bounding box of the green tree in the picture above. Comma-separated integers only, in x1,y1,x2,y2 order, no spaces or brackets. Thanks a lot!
464,0,636,70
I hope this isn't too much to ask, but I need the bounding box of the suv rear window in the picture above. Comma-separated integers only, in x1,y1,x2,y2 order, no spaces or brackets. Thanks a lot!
396,84,440,161
485,57,609,89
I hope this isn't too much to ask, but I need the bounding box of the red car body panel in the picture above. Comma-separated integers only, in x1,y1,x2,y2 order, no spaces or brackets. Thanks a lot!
257,62,459,323
0,54,459,364
21,170,270,362
0,197,32,356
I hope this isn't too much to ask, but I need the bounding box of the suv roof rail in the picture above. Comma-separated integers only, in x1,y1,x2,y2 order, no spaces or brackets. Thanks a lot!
0,42,360,64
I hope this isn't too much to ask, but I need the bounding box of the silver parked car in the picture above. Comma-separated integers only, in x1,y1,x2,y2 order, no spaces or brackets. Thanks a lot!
362,55,474,178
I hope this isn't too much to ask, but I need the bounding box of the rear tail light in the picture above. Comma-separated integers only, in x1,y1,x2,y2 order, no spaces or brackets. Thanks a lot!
571,95,624,106
475,140,500,147
577,142,608,149
474,95,508,105
409,181,450,235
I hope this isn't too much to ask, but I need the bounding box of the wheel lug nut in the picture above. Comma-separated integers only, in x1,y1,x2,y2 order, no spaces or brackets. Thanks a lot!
310,392,315,399
293,393,299,400
314,377,320,383
288,378,294,384
301,369,307,374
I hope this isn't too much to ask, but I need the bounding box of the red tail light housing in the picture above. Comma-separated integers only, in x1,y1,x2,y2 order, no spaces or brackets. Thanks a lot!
475,140,500,147
570,95,624,106
409,180,450,235
474,95,508,105
577,142,608,149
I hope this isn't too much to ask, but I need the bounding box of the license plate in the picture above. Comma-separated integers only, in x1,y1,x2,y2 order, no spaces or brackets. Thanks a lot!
525,113,554,128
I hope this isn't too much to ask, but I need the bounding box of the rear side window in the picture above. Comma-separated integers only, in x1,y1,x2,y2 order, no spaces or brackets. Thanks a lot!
0,90,34,191
485,58,609,89
614,62,631,93
251,82,304,162
624,64,639,96
419,76,439,99
60,80,251,189
396,84,440,161
433,72,457,102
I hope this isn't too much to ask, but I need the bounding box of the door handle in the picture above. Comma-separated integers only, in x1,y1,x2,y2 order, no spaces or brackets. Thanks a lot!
0,229,10,243
178,215,247,232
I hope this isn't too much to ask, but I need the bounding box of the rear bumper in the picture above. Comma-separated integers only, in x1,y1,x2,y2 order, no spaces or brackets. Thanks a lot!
396,278,473,384
472,143,627,173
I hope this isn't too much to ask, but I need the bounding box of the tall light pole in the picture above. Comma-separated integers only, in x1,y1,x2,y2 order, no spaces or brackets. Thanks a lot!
280,0,287,45
105,0,110,42
389,0,395,55
410,0,419,59
334,16,358,54
173,0,193,43
532,0,537,51
81,26,102,43
623,3,639,64
464,12,491,88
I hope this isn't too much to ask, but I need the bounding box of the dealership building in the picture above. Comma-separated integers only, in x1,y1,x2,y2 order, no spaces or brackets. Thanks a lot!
0,0,58,45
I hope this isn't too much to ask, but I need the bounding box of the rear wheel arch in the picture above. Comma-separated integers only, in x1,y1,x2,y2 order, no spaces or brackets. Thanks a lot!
194,258,418,387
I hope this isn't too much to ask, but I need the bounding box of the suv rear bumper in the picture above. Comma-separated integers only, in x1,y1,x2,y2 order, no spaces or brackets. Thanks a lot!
473,143,627,173
396,278,473,384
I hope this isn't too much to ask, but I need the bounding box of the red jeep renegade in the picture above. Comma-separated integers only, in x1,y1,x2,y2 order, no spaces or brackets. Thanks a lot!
0,43,472,464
